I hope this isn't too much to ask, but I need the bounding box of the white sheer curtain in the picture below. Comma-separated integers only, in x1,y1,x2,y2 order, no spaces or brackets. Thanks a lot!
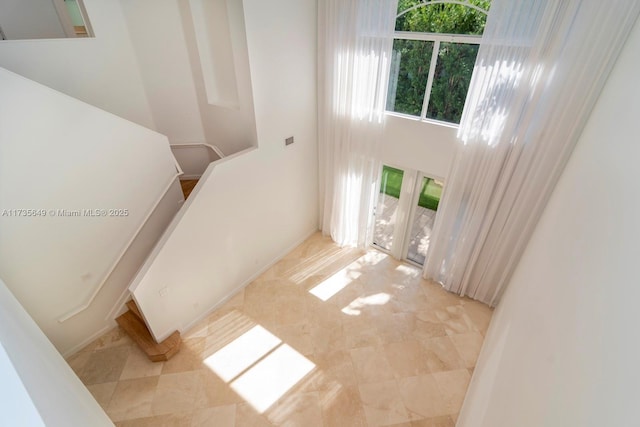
424,0,640,306
318,0,397,248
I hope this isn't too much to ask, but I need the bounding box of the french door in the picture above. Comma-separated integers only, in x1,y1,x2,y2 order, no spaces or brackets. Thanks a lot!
373,164,443,266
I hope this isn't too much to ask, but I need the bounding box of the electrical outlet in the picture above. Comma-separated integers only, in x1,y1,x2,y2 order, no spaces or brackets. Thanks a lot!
285,136,294,146
159,286,168,297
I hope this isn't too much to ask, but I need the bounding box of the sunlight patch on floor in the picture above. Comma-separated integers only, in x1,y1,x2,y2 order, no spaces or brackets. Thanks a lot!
203,310,257,358
204,325,281,382
309,269,361,301
230,344,315,413
395,263,420,276
341,292,391,315
204,323,316,413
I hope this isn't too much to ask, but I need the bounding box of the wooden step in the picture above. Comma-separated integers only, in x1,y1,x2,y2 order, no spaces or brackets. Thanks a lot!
116,309,181,362
126,299,143,321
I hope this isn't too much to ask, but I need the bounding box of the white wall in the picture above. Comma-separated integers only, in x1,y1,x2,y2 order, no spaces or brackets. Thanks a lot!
0,0,257,156
457,17,640,427
171,144,222,179
0,0,66,40
0,0,155,129
0,68,182,355
0,278,113,427
179,0,258,154
130,0,318,341
119,0,206,145
119,0,257,155
381,115,458,179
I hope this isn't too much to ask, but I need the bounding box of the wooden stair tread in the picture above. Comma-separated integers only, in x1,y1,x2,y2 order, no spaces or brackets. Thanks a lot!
126,299,144,321
116,310,181,362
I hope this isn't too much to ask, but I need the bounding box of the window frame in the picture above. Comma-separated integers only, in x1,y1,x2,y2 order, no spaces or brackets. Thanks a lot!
387,6,487,126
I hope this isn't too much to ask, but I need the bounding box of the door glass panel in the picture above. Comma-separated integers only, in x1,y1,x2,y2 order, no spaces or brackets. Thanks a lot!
373,166,404,251
407,177,443,265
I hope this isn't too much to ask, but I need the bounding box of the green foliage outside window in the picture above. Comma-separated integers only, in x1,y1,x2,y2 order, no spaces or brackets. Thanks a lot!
395,0,490,35
387,40,433,116
388,0,491,124
379,166,443,211
426,42,478,122
379,166,404,199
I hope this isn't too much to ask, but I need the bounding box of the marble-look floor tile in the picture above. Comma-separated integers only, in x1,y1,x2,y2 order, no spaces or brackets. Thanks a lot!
81,346,130,385
310,322,346,354
68,233,492,426
359,380,410,426
450,332,484,368
412,311,448,340
114,411,192,427
320,385,367,427
82,327,134,353
266,391,323,427
432,369,471,415
312,349,358,390
107,376,159,422
274,322,313,356
152,371,201,416
384,340,430,378
120,347,164,380
194,369,243,408
344,322,383,350
387,416,455,427
66,350,91,377
435,305,480,336
235,402,273,427
190,405,236,427
162,338,205,375
350,346,395,384
420,337,465,373
86,381,117,410
460,300,493,334
398,375,446,419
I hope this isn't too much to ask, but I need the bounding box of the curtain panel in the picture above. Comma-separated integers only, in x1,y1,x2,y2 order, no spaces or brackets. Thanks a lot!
424,0,640,306
318,0,397,248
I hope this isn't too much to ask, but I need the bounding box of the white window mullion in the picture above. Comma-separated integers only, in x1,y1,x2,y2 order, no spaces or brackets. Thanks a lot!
420,40,440,120
394,31,482,44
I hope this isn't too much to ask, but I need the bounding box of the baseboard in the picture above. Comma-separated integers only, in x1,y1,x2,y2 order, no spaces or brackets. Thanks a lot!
62,323,115,358
179,227,319,335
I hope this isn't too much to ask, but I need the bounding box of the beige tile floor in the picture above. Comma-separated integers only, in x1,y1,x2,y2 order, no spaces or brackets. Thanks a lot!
67,233,492,427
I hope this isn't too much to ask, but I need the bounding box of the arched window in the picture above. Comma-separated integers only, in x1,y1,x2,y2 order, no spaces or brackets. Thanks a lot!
387,0,491,124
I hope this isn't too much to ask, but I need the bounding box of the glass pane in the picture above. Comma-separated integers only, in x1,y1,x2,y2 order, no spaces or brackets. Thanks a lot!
386,39,433,117
64,0,89,37
396,1,490,35
374,166,404,251
426,42,479,124
407,177,443,265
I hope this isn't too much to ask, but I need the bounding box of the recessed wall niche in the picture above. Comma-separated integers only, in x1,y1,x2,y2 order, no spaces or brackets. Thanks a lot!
188,0,240,109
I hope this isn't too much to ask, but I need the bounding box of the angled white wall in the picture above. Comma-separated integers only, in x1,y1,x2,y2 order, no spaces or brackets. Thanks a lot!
0,278,113,427
0,0,66,40
0,68,181,355
119,0,257,155
119,0,206,145
0,0,155,129
179,0,258,154
130,0,318,341
0,0,257,156
458,17,640,427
